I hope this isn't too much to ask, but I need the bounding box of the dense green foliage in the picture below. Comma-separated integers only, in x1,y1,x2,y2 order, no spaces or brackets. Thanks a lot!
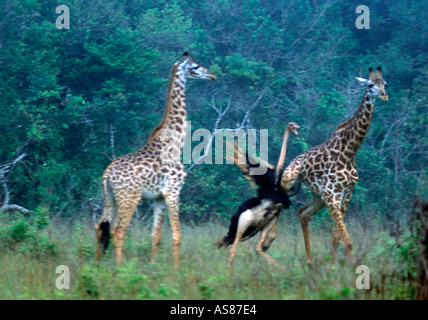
0,0,426,221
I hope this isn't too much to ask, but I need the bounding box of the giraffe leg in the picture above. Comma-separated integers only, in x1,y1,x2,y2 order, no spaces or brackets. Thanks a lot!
331,226,340,264
151,199,166,263
331,191,352,264
298,194,326,266
326,195,354,265
112,197,140,265
255,214,280,266
164,192,181,269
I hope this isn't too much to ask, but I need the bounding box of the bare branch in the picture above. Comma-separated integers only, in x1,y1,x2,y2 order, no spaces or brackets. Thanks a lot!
239,87,268,128
0,153,30,214
187,96,235,171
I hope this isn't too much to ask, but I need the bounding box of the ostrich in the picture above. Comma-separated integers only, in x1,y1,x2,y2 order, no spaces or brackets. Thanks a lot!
217,122,300,267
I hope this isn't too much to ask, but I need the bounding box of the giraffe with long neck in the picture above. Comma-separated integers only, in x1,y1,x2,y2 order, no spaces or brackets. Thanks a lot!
281,67,388,265
95,53,216,268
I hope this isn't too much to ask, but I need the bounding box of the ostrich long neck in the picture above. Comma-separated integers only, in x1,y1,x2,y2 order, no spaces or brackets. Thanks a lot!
275,127,291,177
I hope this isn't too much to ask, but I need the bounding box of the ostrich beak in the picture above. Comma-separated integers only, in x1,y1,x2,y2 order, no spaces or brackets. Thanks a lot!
291,125,300,135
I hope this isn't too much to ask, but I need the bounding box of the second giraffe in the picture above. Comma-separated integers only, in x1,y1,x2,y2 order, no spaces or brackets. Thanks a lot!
280,67,388,266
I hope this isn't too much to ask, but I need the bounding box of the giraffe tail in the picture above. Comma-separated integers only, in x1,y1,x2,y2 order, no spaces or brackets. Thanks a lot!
96,178,114,253
99,220,111,252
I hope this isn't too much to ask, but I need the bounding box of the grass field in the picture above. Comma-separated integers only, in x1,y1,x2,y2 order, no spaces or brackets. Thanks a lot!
0,209,420,300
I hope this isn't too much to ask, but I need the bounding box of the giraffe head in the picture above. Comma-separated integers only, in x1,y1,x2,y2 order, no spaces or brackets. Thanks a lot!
178,52,217,81
356,66,388,101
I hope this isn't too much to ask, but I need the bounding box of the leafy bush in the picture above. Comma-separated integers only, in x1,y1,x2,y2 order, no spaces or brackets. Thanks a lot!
0,210,56,257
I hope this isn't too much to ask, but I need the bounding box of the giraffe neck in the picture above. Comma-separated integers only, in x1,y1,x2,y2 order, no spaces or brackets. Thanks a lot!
329,90,375,158
147,63,188,156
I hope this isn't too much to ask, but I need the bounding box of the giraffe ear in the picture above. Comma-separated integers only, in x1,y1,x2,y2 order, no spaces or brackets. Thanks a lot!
369,67,375,79
356,77,370,86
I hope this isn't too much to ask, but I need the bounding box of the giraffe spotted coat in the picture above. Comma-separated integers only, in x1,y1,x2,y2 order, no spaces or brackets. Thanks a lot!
95,53,216,268
281,67,388,265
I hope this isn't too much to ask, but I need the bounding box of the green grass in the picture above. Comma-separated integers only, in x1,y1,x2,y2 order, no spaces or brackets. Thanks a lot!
0,211,419,300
